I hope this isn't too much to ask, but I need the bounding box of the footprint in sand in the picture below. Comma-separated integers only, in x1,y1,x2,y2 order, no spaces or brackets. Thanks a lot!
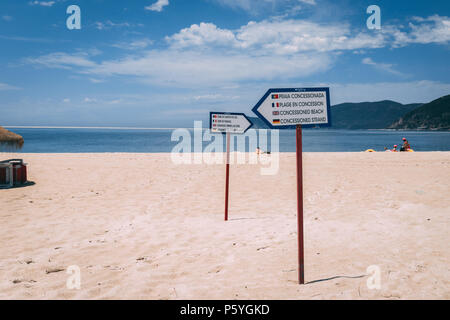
136,256,152,263
104,265,125,271
46,267,65,274
18,258,34,265
12,279,37,285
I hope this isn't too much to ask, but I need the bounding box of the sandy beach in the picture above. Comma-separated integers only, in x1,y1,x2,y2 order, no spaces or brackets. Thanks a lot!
0,152,449,300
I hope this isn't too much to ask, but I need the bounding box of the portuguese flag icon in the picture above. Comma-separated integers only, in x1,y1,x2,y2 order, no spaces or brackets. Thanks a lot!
272,94,279,99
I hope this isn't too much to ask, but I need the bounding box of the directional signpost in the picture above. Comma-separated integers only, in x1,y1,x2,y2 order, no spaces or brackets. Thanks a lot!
252,88,331,284
210,112,253,221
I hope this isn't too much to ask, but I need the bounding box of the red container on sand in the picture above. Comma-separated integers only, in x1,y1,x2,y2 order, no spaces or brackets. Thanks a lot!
13,164,27,185
0,159,27,187
0,167,7,185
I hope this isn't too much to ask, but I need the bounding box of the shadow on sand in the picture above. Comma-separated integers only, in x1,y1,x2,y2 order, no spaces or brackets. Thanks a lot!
306,274,367,285
0,181,36,189
228,217,269,221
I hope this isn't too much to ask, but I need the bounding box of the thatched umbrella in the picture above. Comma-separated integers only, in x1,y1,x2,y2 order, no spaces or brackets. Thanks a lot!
0,126,24,150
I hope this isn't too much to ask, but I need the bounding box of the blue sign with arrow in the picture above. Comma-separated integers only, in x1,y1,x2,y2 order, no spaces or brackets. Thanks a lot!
252,87,331,129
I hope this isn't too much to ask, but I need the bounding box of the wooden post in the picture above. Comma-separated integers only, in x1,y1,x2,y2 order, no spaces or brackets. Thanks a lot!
296,125,305,284
225,133,231,221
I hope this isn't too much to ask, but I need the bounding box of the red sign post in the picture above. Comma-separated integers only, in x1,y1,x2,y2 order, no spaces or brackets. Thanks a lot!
224,133,231,221
296,125,305,284
252,88,331,285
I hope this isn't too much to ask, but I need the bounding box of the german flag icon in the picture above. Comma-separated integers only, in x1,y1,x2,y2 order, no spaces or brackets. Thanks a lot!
273,119,281,124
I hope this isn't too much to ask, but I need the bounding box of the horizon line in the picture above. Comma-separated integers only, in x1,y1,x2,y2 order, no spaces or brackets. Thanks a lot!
4,126,186,130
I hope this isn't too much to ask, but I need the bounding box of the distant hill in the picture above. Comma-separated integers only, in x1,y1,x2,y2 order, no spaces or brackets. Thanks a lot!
330,101,422,129
389,95,450,130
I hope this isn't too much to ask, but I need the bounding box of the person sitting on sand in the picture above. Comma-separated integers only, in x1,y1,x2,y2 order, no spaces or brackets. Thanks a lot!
400,138,411,152
256,147,271,155
392,145,398,152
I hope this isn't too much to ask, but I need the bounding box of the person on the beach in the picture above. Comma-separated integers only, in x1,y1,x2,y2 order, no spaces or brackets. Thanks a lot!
256,147,271,155
393,145,398,152
401,138,411,152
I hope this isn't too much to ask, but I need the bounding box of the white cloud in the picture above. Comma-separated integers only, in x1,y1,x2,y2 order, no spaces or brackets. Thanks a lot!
63,98,70,103
214,0,254,11
298,0,316,5
111,39,154,50
160,21,225,47
362,57,378,66
362,57,405,77
145,0,169,12
2,15,13,21
84,97,97,103
167,23,236,48
29,1,56,7
213,0,315,12
24,15,450,89
408,15,450,44
167,20,386,53
107,99,122,105
239,20,385,52
89,78,105,84
390,15,450,47
193,94,240,101
84,50,332,87
194,94,223,101
95,21,132,30
25,52,96,69
0,35,52,43
0,83,21,91
167,16,450,53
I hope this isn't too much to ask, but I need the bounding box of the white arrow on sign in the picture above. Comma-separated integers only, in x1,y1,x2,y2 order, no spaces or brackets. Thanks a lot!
210,112,253,134
252,88,331,128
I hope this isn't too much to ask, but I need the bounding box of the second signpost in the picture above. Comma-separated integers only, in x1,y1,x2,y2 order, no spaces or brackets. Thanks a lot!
210,112,253,221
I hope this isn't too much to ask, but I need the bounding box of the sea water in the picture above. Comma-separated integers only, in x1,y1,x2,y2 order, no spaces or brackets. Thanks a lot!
2,127,450,153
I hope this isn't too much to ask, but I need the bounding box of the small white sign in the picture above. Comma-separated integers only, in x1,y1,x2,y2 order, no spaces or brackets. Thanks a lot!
210,112,253,134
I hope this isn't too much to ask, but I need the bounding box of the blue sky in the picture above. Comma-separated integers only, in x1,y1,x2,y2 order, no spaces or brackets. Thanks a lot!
0,0,449,127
